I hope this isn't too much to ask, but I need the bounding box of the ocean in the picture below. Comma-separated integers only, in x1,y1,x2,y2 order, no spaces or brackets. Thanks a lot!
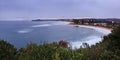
0,21,105,49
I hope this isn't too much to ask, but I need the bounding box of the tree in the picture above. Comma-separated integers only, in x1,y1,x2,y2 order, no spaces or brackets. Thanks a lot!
0,40,17,60
108,25,120,51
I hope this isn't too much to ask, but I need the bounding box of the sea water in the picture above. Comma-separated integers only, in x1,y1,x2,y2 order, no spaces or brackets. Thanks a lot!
0,21,105,49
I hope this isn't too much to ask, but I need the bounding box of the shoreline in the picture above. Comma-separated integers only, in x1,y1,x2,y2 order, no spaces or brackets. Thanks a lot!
68,22,112,32
67,22,112,49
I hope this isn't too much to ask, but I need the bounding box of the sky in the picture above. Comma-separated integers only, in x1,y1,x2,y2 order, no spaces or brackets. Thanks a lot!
0,0,120,20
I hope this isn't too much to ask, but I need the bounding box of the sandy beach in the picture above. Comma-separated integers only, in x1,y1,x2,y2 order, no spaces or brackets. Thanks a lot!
68,22,112,49
68,22,112,31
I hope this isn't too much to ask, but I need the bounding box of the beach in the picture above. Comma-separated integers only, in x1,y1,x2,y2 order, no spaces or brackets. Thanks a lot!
68,22,112,35
68,22,112,49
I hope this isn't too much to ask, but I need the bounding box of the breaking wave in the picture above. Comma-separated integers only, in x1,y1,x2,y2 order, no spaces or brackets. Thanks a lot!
18,29,33,33
32,24,51,27
70,36,102,49
69,25,111,49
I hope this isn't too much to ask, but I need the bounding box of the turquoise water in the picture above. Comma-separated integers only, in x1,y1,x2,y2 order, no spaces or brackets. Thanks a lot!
0,21,104,49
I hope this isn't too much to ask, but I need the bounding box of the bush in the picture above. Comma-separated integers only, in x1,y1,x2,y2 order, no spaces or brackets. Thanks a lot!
0,40,17,60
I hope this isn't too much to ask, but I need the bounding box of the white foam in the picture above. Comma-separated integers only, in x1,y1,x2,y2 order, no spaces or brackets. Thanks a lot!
70,25,111,49
18,29,33,33
32,24,51,27
83,36,102,46
70,36,102,49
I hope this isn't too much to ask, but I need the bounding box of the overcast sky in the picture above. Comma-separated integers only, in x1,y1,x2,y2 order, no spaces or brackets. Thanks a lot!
0,0,120,20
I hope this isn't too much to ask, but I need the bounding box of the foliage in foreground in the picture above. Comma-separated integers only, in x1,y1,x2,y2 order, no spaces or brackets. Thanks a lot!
0,40,17,60
0,26,120,60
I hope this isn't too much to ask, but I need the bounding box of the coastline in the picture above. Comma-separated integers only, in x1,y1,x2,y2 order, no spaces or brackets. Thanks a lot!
67,22,112,49
68,22,112,31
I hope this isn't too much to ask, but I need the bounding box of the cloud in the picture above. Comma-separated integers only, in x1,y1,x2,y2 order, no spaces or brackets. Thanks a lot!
0,0,120,20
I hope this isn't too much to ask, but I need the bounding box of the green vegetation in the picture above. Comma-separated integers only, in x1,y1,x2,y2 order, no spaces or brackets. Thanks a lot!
0,26,120,60
0,40,17,60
